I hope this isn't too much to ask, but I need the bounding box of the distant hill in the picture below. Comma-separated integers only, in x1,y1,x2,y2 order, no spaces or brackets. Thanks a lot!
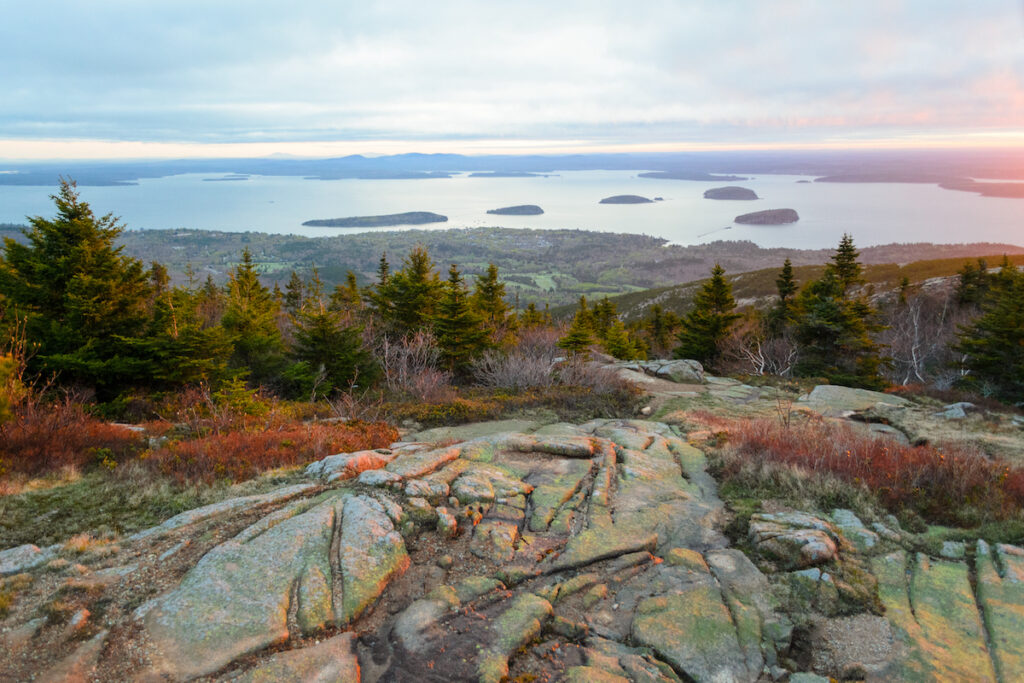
302,212,448,227
576,252,1024,322
107,226,1024,311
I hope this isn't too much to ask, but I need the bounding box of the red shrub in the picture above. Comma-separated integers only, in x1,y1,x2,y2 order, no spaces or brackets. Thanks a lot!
145,420,398,484
725,418,1024,525
0,399,142,477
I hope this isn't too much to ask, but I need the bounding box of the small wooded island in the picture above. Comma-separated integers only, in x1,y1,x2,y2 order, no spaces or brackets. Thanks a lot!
302,211,448,228
734,208,800,225
704,186,759,200
599,195,654,204
486,204,544,215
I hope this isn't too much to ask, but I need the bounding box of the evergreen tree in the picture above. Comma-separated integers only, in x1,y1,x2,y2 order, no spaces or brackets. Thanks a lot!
284,270,306,315
592,297,617,341
472,263,509,325
672,264,740,368
288,283,378,399
602,319,642,360
196,274,226,327
0,354,15,423
573,296,595,333
956,262,1024,403
520,302,546,328
791,267,883,387
377,245,442,335
831,233,863,294
365,252,393,316
0,179,152,391
329,271,362,313
767,258,798,335
434,264,489,374
644,304,680,357
221,249,286,385
557,311,595,357
128,283,233,387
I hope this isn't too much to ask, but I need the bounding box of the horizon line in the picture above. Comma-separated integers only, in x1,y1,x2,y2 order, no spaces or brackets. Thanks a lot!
2,133,1024,163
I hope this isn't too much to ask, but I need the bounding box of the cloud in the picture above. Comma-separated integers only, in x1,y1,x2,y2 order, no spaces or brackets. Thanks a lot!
0,0,1022,152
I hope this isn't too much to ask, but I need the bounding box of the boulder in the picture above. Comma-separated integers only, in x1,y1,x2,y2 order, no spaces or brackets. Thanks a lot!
653,359,705,384
798,384,910,416
749,512,840,569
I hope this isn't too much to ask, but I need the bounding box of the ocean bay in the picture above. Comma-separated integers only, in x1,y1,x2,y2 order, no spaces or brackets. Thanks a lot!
0,170,1020,249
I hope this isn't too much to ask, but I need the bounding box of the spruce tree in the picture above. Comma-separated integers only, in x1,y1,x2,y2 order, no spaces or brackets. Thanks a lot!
129,283,233,387
557,310,596,357
644,304,680,357
378,245,442,335
955,262,1024,403
434,264,489,374
602,319,641,360
592,297,617,341
284,270,306,315
832,233,863,294
472,263,509,325
0,178,152,391
329,271,362,313
767,258,798,335
221,249,286,384
792,266,883,387
672,264,740,368
289,282,378,399
520,302,545,328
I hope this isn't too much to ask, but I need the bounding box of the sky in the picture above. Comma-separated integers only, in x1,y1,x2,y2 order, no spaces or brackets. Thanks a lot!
1,1,1023,160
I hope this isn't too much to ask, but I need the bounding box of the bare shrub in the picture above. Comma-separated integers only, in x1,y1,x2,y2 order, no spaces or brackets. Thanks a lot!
556,358,635,394
376,331,454,402
472,350,554,389
516,326,563,360
471,326,564,390
719,316,798,377
878,289,974,387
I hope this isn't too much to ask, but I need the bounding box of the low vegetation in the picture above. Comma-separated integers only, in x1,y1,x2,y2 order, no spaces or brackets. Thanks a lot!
709,416,1024,535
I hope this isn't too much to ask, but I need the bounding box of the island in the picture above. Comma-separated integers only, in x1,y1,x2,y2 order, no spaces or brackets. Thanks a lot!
599,195,654,204
469,171,546,178
734,208,799,225
302,211,448,228
487,204,544,215
203,175,250,182
704,186,759,200
639,171,748,181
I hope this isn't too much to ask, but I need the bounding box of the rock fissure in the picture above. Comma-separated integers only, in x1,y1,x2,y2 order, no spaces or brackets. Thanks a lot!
972,541,1008,683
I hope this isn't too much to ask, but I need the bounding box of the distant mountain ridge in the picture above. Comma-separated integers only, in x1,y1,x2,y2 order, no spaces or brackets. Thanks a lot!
3,148,1023,187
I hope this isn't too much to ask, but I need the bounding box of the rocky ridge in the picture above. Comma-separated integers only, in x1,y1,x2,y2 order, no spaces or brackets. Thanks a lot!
2,377,1024,681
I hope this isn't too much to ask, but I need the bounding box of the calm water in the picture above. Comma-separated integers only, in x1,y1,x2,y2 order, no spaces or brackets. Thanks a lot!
0,171,1020,249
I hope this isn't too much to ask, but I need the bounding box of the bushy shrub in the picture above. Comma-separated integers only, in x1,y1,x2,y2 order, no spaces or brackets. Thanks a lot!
0,397,142,477
720,418,1024,526
144,420,398,484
